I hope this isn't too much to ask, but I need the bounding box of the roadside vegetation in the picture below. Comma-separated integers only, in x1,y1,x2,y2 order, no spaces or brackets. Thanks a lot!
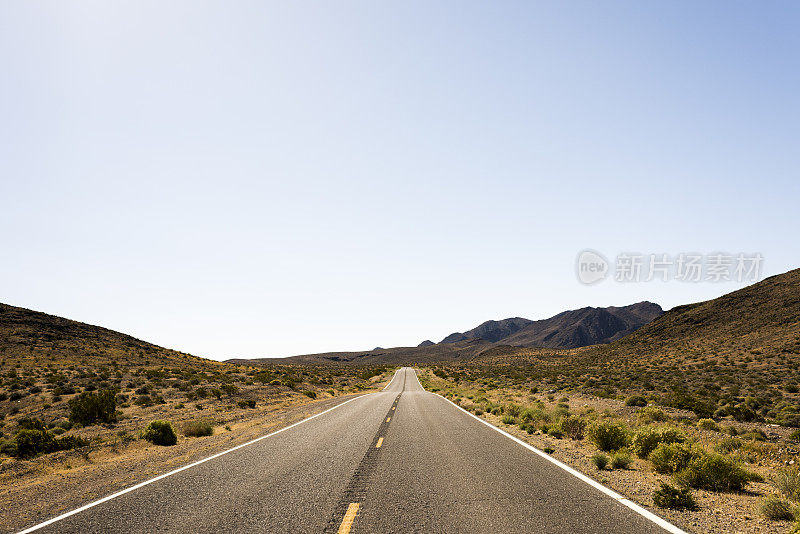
419,364,800,534
0,360,392,462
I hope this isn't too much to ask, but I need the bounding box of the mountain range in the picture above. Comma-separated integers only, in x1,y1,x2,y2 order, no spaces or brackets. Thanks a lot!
436,302,662,348
229,301,663,365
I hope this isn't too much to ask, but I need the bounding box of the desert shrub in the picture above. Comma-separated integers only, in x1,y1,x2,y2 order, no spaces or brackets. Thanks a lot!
141,421,177,446
552,404,570,418
626,396,648,407
611,450,633,469
789,429,800,441
501,414,517,425
521,423,535,434
714,437,743,453
302,390,316,399
591,453,609,470
674,453,762,491
663,390,714,419
358,367,385,381
652,483,698,510
0,439,18,457
221,384,238,396
12,427,88,458
638,407,668,424
505,404,522,417
588,421,630,452
543,447,555,454
134,395,153,407
237,400,256,409
18,417,47,432
740,430,766,441
697,419,719,431
69,390,117,426
631,426,685,458
547,427,564,439
14,429,56,458
650,442,701,474
771,466,800,500
760,494,795,521
559,415,586,440
55,435,90,450
519,408,547,424
182,420,213,437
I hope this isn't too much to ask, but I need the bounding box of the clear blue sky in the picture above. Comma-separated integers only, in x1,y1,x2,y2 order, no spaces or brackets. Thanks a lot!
1,2,798,360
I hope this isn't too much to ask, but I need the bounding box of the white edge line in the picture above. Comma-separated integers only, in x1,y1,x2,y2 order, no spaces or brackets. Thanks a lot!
17,394,367,534
419,374,687,534
382,368,401,391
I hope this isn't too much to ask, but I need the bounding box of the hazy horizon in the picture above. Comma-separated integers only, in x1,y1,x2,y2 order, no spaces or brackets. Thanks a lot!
2,2,798,360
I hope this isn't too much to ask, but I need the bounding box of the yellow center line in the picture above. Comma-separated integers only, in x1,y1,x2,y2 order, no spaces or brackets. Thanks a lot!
337,502,360,534
375,437,384,448
386,417,391,422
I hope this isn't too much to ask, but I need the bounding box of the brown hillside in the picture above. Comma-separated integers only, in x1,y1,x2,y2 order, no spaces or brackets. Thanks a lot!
0,303,212,370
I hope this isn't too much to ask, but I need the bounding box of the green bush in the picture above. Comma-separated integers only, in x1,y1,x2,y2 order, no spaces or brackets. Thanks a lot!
302,390,316,399
501,414,517,425
771,466,800,500
520,408,547,424
611,450,633,469
631,426,685,458
141,421,177,446
505,404,522,417
547,427,564,439
237,400,256,409
559,415,586,440
789,429,800,441
14,429,57,458
55,435,90,451
221,384,238,396
638,407,668,424
650,442,701,474
0,439,18,457
697,419,719,431
626,396,648,407
182,420,213,437
760,494,795,521
18,417,47,432
714,437,743,453
522,423,535,434
591,453,609,470
652,483,698,510
134,395,153,407
12,424,89,458
69,390,117,426
587,421,630,452
674,453,762,491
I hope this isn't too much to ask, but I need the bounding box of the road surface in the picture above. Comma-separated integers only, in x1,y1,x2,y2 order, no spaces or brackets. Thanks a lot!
22,368,680,533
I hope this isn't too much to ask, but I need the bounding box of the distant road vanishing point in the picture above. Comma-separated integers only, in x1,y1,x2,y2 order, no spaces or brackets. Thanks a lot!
21,368,684,534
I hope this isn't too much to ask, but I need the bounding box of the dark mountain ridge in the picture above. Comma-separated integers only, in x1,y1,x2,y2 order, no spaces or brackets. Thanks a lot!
440,302,662,349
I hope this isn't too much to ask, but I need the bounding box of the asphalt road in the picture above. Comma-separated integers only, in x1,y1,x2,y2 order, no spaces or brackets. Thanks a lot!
24,368,680,533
